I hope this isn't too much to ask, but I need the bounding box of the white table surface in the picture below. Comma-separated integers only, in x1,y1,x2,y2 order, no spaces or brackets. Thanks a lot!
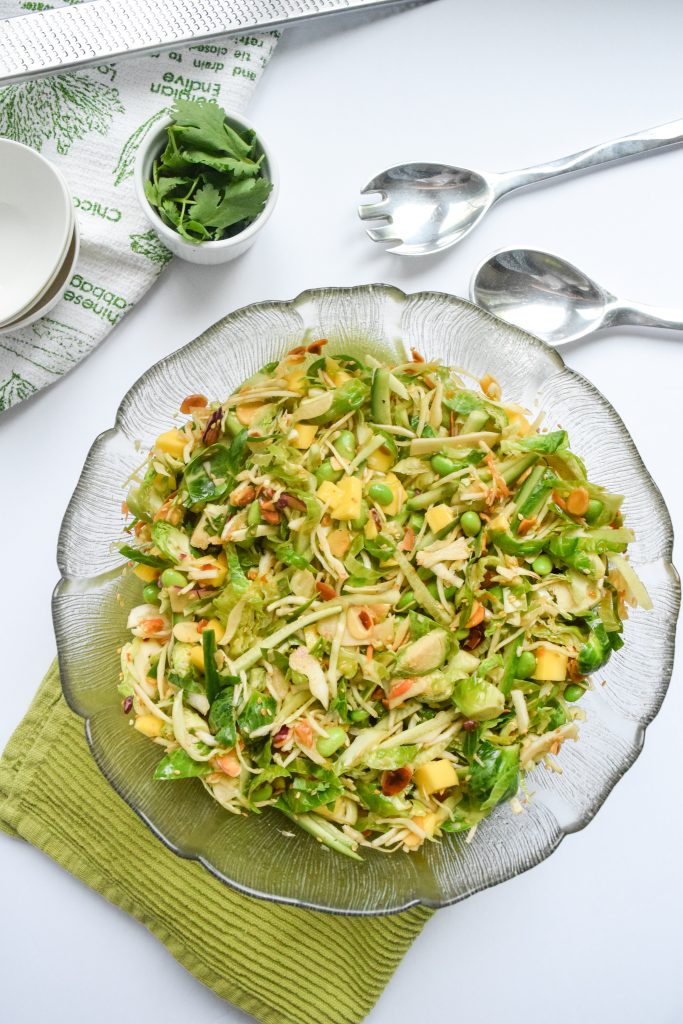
2,1,683,1020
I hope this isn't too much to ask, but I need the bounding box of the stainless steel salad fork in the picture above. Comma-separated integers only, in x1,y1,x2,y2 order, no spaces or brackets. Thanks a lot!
359,118,683,255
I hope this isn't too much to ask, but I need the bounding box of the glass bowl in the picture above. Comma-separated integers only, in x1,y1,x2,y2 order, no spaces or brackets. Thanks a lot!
53,284,680,916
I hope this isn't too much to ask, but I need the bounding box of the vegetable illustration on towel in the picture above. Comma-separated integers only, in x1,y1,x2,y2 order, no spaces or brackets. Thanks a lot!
0,372,36,412
130,230,173,267
0,73,125,155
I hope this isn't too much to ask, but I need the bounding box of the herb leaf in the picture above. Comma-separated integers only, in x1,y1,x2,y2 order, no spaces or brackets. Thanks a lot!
209,686,237,748
144,99,273,244
153,749,213,781
190,177,272,231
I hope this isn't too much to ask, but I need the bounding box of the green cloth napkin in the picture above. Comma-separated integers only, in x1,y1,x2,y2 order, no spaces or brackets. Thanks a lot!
0,661,433,1024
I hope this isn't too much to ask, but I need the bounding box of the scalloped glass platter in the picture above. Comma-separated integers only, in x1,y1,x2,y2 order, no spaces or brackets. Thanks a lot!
53,284,679,915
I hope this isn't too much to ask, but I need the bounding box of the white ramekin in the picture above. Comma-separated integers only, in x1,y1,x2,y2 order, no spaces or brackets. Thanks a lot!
134,111,278,266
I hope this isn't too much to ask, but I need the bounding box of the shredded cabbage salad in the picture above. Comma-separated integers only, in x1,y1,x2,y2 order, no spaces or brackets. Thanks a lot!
118,342,651,859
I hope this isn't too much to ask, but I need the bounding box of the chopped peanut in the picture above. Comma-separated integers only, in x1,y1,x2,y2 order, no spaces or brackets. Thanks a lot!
215,752,241,777
316,581,337,601
566,487,590,517
466,601,485,628
229,483,256,507
517,516,537,536
294,720,313,747
400,526,415,552
180,393,208,414
381,766,413,796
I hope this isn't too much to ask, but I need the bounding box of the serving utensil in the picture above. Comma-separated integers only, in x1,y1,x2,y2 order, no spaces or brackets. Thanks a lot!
359,119,683,255
470,247,683,346
0,0,415,85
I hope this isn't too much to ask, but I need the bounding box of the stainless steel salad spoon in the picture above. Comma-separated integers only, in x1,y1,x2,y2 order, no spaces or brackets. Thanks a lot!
470,247,683,346
359,118,683,255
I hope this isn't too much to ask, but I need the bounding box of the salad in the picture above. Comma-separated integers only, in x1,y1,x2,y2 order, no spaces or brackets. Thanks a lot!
118,342,651,859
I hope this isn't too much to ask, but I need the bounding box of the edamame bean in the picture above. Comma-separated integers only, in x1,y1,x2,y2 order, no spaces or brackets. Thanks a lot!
431,454,456,477
335,430,357,460
315,459,343,483
585,499,604,524
316,727,347,757
460,510,482,537
350,709,369,723
161,568,187,588
247,500,261,527
368,482,393,507
396,590,416,611
517,650,537,679
143,583,161,604
564,683,585,702
409,512,424,531
532,554,553,576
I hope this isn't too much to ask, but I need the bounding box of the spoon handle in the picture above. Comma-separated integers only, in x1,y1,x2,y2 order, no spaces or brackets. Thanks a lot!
609,301,683,334
496,118,683,195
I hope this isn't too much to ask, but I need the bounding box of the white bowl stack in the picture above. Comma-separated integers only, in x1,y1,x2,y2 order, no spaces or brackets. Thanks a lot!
0,139,79,335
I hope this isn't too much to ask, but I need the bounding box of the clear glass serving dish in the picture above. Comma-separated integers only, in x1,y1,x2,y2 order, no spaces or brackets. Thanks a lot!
53,284,680,915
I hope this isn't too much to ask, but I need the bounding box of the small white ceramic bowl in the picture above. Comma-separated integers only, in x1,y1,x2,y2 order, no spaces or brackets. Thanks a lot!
134,111,278,265
0,216,80,335
0,139,74,324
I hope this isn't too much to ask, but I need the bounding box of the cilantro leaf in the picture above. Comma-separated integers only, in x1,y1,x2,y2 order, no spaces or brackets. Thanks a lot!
191,177,272,231
144,174,187,206
172,98,253,159
187,182,222,224
181,148,261,178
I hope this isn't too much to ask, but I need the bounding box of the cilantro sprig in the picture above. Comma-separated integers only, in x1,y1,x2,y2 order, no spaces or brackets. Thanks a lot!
144,98,273,244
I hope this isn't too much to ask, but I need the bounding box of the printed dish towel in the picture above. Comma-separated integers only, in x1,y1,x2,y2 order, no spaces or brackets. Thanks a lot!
0,661,433,1024
0,0,278,413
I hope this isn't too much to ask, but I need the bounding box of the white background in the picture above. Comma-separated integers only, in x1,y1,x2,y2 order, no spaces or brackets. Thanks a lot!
2,1,682,1021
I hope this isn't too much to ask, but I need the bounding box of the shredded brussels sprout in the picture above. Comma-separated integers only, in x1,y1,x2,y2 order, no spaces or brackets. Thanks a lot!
118,343,649,858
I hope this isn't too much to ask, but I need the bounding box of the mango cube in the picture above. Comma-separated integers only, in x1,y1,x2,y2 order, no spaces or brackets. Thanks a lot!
291,423,318,450
236,402,270,426
189,645,205,673
415,759,458,795
285,367,307,393
155,429,187,459
200,617,223,641
426,504,454,534
383,473,406,516
332,476,362,521
317,480,343,507
368,448,394,473
413,812,439,836
532,648,568,681
134,714,163,738
133,564,158,583
506,407,531,435
364,519,379,540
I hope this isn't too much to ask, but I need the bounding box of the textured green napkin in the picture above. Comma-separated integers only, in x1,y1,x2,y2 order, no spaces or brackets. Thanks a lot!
0,661,432,1024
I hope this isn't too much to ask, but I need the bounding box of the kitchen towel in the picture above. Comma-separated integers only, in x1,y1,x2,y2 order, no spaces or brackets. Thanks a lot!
0,0,277,413
0,661,433,1023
